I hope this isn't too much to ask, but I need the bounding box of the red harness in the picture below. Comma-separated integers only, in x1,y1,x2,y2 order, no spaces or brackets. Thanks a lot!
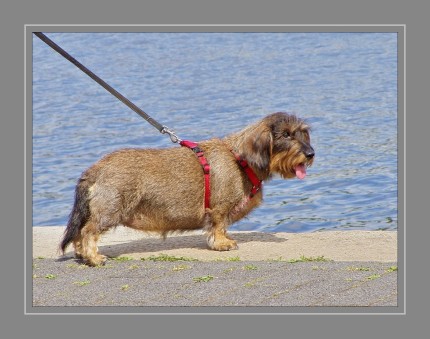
231,152,262,198
180,140,211,209
180,140,262,209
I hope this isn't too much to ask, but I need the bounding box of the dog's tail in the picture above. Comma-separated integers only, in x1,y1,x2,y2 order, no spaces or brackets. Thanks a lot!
60,178,91,254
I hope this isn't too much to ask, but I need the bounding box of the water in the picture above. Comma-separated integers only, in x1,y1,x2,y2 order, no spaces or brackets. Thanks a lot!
32,32,398,232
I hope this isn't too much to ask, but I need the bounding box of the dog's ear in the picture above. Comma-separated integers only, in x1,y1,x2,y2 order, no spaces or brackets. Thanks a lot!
242,126,273,172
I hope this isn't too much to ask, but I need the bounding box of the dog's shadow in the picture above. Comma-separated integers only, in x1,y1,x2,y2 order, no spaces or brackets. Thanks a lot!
59,232,287,262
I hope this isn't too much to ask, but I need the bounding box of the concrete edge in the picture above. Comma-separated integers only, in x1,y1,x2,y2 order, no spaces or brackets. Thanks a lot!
32,226,397,262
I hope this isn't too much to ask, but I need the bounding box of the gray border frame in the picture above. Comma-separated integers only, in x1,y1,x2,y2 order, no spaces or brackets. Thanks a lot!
26,25,404,315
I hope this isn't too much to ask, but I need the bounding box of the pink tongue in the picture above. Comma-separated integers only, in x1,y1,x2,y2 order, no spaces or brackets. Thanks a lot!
294,164,307,179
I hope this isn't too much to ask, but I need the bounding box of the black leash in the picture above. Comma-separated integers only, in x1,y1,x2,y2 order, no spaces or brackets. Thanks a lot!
33,32,181,143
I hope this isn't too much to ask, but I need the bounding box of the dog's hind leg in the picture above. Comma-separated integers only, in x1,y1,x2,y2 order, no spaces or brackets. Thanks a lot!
73,234,83,259
206,212,238,251
80,221,107,266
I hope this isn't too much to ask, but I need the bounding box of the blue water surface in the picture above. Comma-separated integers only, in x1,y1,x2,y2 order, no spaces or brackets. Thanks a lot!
32,32,398,232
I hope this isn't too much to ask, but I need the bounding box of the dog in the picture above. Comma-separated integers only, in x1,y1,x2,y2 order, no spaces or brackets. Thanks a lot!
60,112,314,266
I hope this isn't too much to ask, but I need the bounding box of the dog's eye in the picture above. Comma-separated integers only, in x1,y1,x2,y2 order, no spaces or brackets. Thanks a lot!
283,131,291,138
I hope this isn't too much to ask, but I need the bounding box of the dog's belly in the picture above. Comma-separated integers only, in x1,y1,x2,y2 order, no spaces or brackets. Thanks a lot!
122,205,206,233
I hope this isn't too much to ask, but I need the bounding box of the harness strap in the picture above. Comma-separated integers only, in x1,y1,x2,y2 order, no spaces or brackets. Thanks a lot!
232,152,262,198
180,140,211,209
179,141,262,209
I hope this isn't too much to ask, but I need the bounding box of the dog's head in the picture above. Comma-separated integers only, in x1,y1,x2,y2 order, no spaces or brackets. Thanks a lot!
242,112,314,179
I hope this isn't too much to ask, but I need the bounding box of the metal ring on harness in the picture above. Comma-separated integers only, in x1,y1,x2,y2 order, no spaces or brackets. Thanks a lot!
161,126,182,144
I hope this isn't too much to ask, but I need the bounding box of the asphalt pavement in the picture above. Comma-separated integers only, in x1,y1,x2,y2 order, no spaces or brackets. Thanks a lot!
31,257,398,309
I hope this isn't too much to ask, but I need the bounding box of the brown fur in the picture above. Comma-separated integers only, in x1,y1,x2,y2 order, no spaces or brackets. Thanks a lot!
60,112,314,266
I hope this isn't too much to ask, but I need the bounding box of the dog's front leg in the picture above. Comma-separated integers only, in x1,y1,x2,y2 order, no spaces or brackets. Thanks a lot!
206,212,238,251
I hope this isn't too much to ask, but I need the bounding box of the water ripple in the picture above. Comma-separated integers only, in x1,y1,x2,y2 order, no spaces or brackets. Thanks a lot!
32,32,398,232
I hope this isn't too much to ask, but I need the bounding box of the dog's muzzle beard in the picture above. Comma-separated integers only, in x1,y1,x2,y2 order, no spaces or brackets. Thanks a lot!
269,143,314,179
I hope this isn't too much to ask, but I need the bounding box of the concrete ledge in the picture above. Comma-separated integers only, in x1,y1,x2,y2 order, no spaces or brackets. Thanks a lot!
33,227,397,262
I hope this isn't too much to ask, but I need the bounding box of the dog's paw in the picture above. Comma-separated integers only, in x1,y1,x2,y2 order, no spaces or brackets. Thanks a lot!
207,236,238,251
85,254,107,267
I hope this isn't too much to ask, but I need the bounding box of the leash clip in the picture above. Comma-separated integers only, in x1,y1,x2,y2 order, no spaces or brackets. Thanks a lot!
161,126,182,144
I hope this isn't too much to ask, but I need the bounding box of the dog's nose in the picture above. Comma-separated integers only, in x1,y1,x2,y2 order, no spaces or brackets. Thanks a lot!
305,149,315,159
